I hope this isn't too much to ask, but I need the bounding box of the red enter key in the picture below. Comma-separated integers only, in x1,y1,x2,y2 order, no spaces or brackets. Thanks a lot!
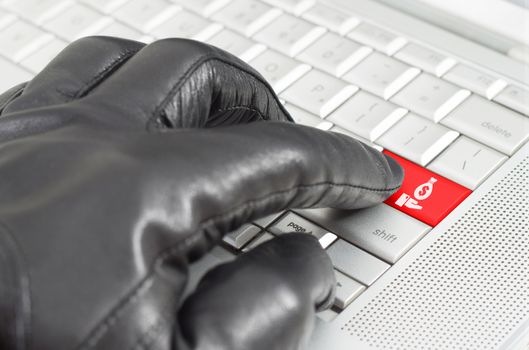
384,151,471,227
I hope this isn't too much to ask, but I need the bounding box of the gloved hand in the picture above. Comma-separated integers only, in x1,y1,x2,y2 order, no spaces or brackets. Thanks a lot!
0,37,403,350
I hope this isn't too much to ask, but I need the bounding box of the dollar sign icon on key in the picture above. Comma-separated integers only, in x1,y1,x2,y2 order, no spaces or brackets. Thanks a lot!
414,177,437,201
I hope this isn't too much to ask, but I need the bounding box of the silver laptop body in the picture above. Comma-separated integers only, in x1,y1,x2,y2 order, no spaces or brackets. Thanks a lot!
0,0,527,348
308,1,529,349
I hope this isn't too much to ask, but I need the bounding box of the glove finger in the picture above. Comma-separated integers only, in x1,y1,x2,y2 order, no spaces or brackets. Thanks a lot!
2,36,144,115
80,38,290,130
145,121,402,262
176,234,335,350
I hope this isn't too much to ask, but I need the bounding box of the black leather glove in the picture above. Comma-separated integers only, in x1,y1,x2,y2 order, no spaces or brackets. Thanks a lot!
0,37,403,350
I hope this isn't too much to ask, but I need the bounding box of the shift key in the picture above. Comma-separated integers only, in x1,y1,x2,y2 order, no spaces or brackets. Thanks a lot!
296,205,430,263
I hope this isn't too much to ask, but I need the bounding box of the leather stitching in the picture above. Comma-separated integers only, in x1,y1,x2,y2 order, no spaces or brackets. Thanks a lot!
129,314,169,350
73,48,140,99
78,277,156,349
78,181,399,349
54,48,140,103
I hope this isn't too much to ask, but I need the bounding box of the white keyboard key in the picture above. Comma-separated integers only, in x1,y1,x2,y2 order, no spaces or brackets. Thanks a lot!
269,212,337,249
302,3,359,35
428,136,507,190
394,43,456,77
0,21,53,62
342,52,420,100
207,29,265,62
296,205,430,264
317,308,338,322
212,0,281,36
80,0,128,13
281,70,358,118
441,95,529,155
334,270,365,309
443,64,507,100
141,36,156,44
494,85,529,116
113,0,180,33
242,232,274,252
253,14,326,57
0,8,16,29
262,0,315,15
223,224,262,249
151,10,222,41
20,39,68,73
318,232,339,250
327,91,407,141
170,0,230,17
249,50,310,93
327,239,390,286
377,113,459,166
347,22,406,55
96,21,146,42
285,104,334,130
43,4,113,41
330,126,383,152
0,56,33,92
391,73,471,122
297,32,372,77
3,0,72,25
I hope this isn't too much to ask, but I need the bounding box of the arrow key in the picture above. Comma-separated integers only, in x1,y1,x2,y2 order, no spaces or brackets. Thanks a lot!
334,270,365,309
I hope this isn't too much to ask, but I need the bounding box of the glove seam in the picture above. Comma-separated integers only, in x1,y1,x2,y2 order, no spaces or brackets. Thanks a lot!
77,182,399,349
73,48,141,100
53,48,140,103
129,313,170,350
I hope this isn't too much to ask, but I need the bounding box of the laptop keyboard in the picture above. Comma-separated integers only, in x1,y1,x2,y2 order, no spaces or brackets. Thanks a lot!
1,0,528,316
